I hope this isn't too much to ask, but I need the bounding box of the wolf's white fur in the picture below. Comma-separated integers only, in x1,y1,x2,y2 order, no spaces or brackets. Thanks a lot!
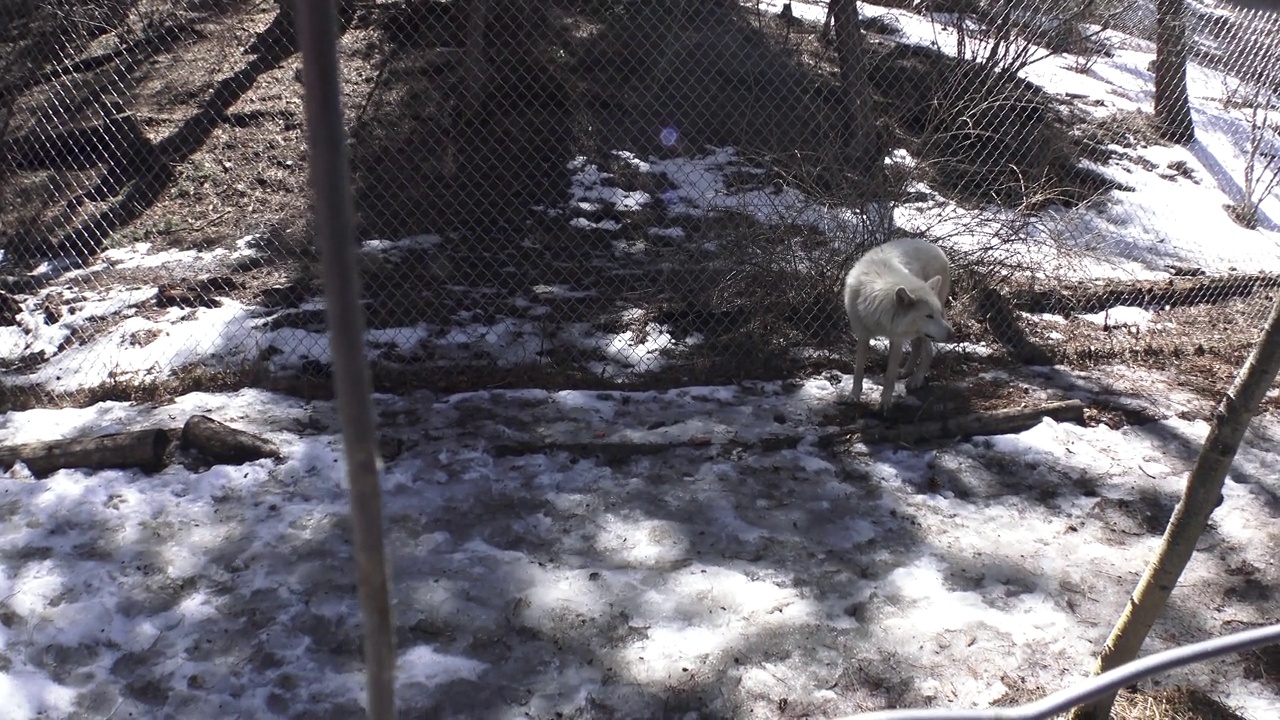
843,237,954,411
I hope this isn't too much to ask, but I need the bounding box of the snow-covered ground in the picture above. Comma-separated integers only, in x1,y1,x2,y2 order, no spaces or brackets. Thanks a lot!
2,372,1278,718
3,1,1280,717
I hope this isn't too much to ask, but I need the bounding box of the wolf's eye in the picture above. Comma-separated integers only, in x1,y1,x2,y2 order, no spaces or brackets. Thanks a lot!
926,313,935,319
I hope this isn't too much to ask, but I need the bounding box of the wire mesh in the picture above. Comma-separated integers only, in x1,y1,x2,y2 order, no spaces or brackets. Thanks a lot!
1,0,1279,410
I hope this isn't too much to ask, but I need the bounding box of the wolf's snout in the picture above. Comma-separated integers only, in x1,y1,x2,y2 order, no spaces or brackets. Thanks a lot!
929,323,956,343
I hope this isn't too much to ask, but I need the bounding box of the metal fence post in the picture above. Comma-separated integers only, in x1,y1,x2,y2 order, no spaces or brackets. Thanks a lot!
294,1,397,718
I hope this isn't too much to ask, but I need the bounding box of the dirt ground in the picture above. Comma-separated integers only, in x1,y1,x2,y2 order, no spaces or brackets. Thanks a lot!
2,1,1274,416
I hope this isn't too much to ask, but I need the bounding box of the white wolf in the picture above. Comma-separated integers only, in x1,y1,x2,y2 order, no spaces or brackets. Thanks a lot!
843,237,955,412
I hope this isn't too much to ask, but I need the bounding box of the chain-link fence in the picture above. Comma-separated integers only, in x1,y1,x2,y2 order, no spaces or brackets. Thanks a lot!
2,0,1280,411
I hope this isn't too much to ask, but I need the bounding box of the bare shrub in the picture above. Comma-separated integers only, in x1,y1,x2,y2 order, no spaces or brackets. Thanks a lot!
902,182,1117,294
697,153,899,351
1229,94,1280,230
1223,49,1280,230
925,1,1049,76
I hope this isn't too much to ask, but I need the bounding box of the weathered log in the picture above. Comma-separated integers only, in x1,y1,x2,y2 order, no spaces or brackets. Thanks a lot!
1011,273,1280,315
0,290,21,326
177,412,280,461
181,415,281,465
157,275,240,308
487,400,1087,459
0,429,171,477
0,109,159,172
491,439,689,461
852,399,1086,446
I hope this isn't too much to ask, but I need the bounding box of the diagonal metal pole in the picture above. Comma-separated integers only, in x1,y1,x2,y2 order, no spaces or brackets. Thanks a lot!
292,2,396,718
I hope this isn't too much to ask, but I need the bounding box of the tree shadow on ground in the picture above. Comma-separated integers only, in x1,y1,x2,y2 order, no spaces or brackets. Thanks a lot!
359,372,1280,716
0,5,338,279
1187,128,1280,233
5,369,1278,716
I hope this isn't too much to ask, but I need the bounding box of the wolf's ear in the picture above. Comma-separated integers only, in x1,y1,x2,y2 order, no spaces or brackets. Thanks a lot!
925,276,943,294
895,286,916,306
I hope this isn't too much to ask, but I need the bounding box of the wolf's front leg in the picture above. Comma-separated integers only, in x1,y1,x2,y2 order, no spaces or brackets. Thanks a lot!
879,339,904,412
850,335,870,402
903,337,924,377
906,338,935,390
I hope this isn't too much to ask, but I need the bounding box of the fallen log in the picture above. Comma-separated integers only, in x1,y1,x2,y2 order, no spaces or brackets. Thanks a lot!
0,429,171,477
1,110,158,172
181,415,281,465
850,399,1086,446
0,290,21,326
488,400,1088,458
1010,273,1280,315
492,439,692,461
157,275,240,308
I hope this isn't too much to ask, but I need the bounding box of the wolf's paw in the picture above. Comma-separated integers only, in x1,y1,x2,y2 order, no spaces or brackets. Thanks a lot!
877,390,895,413
839,385,867,405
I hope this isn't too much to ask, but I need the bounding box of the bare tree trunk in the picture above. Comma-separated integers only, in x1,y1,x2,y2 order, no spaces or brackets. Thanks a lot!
830,0,878,170
1154,0,1195,144
460,0,490,120
1070,292,1280,720
830,0,891,245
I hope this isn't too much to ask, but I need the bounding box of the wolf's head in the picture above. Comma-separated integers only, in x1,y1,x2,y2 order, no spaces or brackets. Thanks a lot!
894,276,954,342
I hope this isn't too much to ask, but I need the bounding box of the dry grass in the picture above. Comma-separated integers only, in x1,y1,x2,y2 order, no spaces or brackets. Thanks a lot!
1008,288,1273,410
0,361,280,412
1112,687,1250,720
993,677,1249,720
